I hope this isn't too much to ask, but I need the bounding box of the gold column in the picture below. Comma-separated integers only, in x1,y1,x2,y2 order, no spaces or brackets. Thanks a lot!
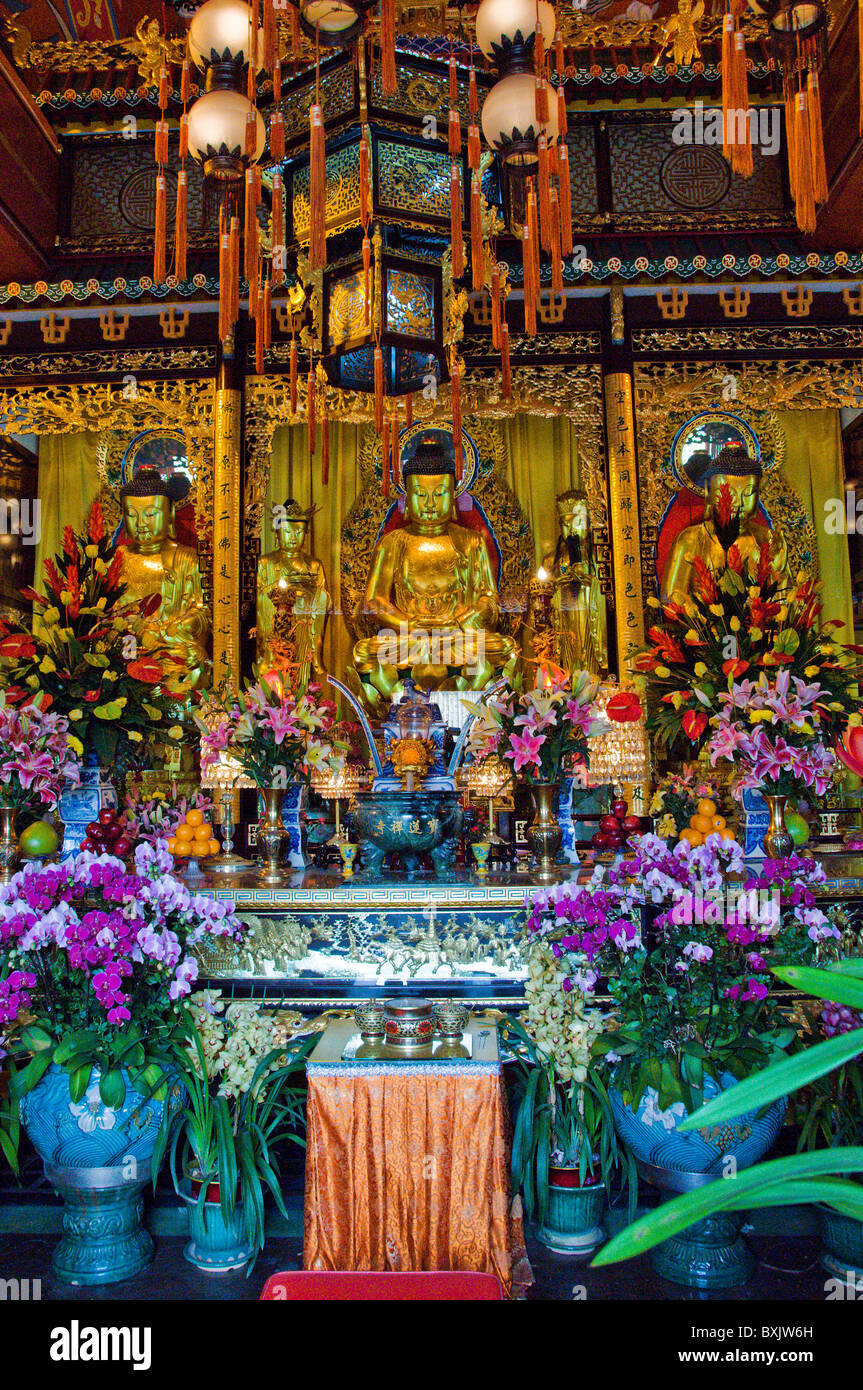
212,385,242,690
604,371,645,681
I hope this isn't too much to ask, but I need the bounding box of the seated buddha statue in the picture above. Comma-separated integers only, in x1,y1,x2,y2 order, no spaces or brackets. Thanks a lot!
351,436,517,714
661,444,791,607
541,488,608,679
256,498,329,694
119,469,210,693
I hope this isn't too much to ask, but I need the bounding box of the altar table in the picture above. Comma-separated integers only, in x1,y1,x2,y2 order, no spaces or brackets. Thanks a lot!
302,1021,532,1297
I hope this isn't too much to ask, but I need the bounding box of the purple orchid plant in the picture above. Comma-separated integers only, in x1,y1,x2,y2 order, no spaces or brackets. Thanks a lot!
523,832,845,1114
0,841,246,1112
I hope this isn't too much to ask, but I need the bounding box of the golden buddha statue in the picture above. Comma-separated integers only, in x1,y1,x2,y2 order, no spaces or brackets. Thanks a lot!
661,445,791,607
119,469,210,693
541,488,608,679
256,498,329,693
351,436,517,714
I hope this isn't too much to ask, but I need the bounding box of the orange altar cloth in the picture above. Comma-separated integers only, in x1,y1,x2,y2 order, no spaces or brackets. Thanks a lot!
302,1022,532,1296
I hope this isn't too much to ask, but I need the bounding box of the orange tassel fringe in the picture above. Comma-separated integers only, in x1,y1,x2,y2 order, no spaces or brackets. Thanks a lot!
154,172,166,283
174,170,187,282
309,103,327,269
381,0,397,96
450,163,464,280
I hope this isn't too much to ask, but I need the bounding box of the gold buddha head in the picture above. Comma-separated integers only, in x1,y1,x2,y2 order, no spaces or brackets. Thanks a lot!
402,437,456,533
556,488,589,541
272,498,316,554
120,469,181,552
700,444,761,521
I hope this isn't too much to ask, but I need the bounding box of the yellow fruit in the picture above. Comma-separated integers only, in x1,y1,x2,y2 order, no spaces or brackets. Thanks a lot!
193,824,212,843
720,829,736,842
692,814,714,835
176,823,194,843
189,840,208,857
166,837,178,855
207,840,220,857
186,809,204,828
680,827,703,846
697,798,717,817
713,815,727,830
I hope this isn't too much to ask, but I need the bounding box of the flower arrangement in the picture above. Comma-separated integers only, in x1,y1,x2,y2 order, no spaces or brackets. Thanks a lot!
152,990,312,1260
0,841,245,1116
465,671,608,785
0,693,80,810
196,677,341,789
0,504,175,768
122,786,215,846
638,530,858,801
648,769,725,839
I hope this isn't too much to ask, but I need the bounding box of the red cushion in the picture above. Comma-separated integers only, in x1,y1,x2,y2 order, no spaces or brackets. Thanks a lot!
260,1271,504,1301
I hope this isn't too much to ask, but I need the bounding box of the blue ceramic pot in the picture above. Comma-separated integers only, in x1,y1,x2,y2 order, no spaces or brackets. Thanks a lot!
821,1207,863,1283
609,1071,786,1289
19,1064,179,1286
350,788,463,873
181,1186,255,1273
537,1177,606,1255
58,764,117,857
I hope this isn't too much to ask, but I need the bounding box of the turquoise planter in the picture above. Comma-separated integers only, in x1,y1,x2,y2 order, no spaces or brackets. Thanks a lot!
181,1186,255,1273
537,1178,606,1255
821,1207,863,1283
19,1064,179,1286
609,1073,786,1290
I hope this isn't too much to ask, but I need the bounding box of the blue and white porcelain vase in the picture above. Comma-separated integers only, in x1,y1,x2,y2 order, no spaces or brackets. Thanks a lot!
58,752,117,857
19,1063,179,1286
609,1071,786,1289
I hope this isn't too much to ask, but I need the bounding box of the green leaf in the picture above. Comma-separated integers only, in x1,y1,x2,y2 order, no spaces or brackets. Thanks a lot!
69,1064,91,1103
678,1029,863,1130
98,1069,126,1109
20,1025,52,1052
10,1049,52,1098
591,1148,863,1266
826,959,863,979
774,965,863,1012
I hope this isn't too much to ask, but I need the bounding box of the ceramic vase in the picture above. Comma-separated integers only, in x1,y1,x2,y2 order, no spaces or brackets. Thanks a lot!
762,793,793,859
527,782,562,883
820,1207,863,1284
180,1184,255,1274
18,1064,179,1286
609,1072,786,1289
537,1172,606,1255
58,761,118,857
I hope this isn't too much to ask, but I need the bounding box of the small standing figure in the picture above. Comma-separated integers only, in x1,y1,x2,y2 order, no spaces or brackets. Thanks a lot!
256,498,329,694
661,0,704,68
541,489,609,680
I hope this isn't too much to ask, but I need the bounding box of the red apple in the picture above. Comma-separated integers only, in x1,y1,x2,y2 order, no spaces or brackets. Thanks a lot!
599,814,620,833
80,837,95,851
622,814,643,833
611,799,628,820
86,821,102,838
98,809,117,827
592,830,610,850
114,837,132,857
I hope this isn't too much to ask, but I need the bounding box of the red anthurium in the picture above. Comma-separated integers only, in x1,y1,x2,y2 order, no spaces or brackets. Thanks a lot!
606,691,643,723
126,658,163,683
83,688,102,702
633,653,656,673
0,633,36,660
837,723,863,780
682,710,707,741
722,658,750,679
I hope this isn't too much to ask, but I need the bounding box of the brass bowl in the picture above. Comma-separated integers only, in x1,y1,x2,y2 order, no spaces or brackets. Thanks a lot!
432,1001,470,1039
354,1000,386,1039
383,998,434,1051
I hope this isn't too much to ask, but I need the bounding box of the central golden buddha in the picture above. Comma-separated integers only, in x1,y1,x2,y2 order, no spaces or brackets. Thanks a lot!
351,436,517,713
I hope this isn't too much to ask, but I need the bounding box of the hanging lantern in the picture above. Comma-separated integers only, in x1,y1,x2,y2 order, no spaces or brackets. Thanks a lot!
298,0,371,48
189,0,263,68
767,0,828,67
481,71,559,165
187,87,266,179
475,0,557,73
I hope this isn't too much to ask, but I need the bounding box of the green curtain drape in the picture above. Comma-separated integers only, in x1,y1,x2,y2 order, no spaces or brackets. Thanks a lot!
264,416,585,686
34,432,101,585
777,409,854,645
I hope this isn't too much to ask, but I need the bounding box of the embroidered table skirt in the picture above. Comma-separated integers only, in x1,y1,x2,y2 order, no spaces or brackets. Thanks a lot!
302,1023,531,1296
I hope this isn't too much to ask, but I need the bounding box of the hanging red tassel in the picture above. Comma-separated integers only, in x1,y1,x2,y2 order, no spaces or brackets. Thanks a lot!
262,0,276,74
179,112,189,160
374,345,384,432
793,87,817,233
218,217,229,342
255,283,265,373
321,380,329,486
785,83,798,203
450,163,464,279
470,172,484,292
381,0,397,96
449,48,458,105
290,336,298,415
263,276,272,349
448,107,461,157
270,109,285,163
451,358,463,482
469,63,478,121
362,234,371,324
249,271,259,326
500,320,511,397
272,167,285,285
549,185,562,291
809,69,828,204
174,169,187,282
153,172,166,283
158,65,168,110
180,58,191,105
307,364,317,458
289,4,300,68
245,168,258,287
522,224,536,336
244,107,257,159
359,131,370,227
491,261,501,350
229,215,240,327
468,121,481,170
558,143,573,256
555,30,565,76
535,74,549,127
557,82,567,139
537,133,552,252
391,402,400,489
309,103,327,269
382,411,391,498
155,119,169,165
273,57,281,100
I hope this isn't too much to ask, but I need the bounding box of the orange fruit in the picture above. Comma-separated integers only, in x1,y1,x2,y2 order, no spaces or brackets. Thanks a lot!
166,837,178,855
189,840,208,857
207,840,220,857
697,798,717,818
692,814,714,835
194,824,212,843
680,827,703,846
175,823,194,843
186,809,204,828
720,828,736,841
713,815,727,830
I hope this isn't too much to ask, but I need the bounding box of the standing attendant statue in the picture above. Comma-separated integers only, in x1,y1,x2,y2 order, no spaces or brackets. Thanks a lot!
255,498,329,694
541,489,608,680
